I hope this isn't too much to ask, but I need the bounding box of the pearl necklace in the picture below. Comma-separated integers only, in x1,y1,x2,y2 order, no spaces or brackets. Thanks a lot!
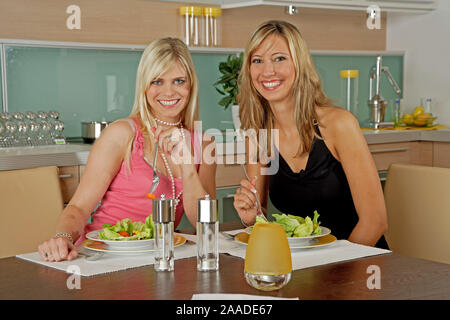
154,116,181,127
154,123,185,208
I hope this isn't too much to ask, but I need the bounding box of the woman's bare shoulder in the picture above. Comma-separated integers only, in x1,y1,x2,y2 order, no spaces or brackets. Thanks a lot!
95,118,136,147
317,106,360,134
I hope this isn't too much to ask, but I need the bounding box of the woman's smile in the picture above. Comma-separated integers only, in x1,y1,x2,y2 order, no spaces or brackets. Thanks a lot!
146,61,191,121
158,98,181,109
261,80,282,91
250,34,295,106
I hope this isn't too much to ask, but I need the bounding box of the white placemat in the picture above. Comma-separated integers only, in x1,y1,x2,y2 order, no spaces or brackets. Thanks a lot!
219,229,391,271
16,233,197,277
192,293,299,300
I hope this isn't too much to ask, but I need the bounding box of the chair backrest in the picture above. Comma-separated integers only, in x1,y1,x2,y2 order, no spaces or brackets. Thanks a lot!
0,166,64,258
384,163,450,264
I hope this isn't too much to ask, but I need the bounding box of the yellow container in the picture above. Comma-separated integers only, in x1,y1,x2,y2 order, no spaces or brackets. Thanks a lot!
179,6,202,46
203,7,222,47
340,69,359,117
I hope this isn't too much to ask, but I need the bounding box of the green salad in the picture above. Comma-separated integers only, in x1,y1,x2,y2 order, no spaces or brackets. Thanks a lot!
98,214,154,241
254,210,322,237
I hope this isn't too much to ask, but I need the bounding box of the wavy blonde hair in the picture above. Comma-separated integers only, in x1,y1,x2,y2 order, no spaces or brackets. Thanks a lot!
237,20,333,157
125,37,199,168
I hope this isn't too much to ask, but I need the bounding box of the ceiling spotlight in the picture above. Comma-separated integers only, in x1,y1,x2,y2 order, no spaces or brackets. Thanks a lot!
285,5,299,15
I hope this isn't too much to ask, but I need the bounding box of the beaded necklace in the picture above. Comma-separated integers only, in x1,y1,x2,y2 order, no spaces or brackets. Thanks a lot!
153,117,184,208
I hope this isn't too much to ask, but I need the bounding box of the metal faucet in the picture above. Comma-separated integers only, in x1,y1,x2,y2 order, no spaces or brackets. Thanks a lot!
368,55,401,128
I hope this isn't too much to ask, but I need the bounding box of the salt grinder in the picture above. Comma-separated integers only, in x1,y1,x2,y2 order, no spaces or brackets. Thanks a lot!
197,194,219,271
152,194,175,272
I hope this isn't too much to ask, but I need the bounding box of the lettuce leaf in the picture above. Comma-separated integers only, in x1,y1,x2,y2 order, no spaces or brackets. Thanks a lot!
253,211,322,238
272,214,300,237
312,210,322,235
98,214,154,241
293,216,313,237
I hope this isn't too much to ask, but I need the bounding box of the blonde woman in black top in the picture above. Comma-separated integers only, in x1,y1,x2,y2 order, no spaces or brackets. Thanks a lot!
233,20,388,248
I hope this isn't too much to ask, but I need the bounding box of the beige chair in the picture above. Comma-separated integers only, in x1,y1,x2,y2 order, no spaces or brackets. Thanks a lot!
384,163,450,264
0,166,64,258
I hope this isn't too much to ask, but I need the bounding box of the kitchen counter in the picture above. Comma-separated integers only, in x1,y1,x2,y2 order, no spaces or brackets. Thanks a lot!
362,128,450,144
0,144,91,170
1,129,450,170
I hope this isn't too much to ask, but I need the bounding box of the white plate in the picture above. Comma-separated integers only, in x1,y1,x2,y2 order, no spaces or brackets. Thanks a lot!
82,234,186,255
245,226,331,245
86,229,154,250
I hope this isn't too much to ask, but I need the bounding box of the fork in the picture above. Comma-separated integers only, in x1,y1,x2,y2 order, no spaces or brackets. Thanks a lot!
148,140,160,197
78,251,104,261
241,164,267,222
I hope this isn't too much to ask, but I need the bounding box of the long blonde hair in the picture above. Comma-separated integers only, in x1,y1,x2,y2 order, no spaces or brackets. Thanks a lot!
125,37,199,168
237,20,333,157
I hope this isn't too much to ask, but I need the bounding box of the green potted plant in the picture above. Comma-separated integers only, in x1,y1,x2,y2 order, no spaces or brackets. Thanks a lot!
214,53,243,129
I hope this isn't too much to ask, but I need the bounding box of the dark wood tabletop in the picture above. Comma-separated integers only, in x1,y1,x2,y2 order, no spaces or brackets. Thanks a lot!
1,222,450,300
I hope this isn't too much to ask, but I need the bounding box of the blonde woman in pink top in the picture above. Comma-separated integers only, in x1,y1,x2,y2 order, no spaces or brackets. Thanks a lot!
38,38,217,262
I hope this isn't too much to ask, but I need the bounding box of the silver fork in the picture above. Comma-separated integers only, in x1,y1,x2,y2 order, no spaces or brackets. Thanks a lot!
241,164,267,222
78,251,104,261
148,140,160,196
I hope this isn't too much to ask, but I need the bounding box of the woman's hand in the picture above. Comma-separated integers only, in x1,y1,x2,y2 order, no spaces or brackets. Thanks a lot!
154,126,194,169
233,177,259,225
38,236,78,262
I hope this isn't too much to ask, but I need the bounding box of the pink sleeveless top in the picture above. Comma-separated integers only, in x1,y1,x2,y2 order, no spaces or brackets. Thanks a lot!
76,117,201,245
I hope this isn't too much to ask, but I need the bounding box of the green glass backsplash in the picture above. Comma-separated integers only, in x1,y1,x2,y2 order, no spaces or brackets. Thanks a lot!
6,46,141,137
4,45,403,137
0,52,3,110
312,55,403,126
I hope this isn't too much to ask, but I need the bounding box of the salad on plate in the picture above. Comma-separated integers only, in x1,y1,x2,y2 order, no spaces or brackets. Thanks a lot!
98,214,154,241
254,210,322,238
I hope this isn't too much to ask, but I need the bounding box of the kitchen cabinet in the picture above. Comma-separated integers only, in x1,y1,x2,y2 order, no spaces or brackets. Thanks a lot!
57,165,80,204
175,186,241,230
369,141,433,172
221,0,437,13
79,164,86,178
216,163,245,189
0,0,387,50
57,165,86,204
216,187,241,223
433,142,450,168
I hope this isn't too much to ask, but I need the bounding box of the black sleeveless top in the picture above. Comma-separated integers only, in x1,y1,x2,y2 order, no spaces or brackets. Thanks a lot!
268,125,389,249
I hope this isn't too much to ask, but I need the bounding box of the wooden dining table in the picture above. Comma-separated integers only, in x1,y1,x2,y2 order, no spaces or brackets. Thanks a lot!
1,222,450,300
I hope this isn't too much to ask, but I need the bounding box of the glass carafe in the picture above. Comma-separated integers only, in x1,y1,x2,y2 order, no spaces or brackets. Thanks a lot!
244,223,292,291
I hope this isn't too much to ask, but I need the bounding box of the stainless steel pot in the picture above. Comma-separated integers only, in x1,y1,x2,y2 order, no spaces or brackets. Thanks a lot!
81,121,110,143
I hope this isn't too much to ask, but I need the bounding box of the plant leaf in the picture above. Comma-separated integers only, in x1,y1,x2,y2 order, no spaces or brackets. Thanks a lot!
215,87,226,95
214,53,244,109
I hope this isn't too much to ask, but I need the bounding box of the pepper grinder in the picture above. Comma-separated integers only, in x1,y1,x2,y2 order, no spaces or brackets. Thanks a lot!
152,194,175,272
197,194,219,271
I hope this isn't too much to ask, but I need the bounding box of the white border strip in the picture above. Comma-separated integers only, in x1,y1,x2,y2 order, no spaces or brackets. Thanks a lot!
0,39,242,54
310,49,405,56
0,38,405,56
0,44,7,112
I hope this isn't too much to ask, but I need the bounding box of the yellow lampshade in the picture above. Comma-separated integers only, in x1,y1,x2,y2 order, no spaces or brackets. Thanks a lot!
244,223,292,275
